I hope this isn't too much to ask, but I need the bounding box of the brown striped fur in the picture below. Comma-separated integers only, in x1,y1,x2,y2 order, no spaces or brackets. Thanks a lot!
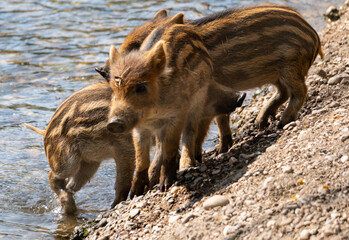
106,19,238,194
24,82,135,215
97,5,323,154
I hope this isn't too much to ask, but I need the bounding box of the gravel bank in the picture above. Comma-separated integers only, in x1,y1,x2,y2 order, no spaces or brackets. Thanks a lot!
72,3,349,240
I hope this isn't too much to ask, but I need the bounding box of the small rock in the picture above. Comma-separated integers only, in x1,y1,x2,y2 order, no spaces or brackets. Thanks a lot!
325,6,341,21
318,185,330,194
300,229,311,240
267,219,276,228
97,218,108,228
168,215,181,223
229,156,238,164
329,101,340,108
298,130,308,141
181,213,196,223
341,155,349,163
317,69,327,78
279,217,292,226
96,214,103,222
129,209,140,218
199,165,207,172
212,169,221,175
263,177,275,189
239,153,255,160
170,186,180,194
223,225,240,236
265,209,273,216
328,73,349,85
216,152,233,161
341,134,349,142
282,165,293,174
203,195,230,210
283,121,296,130
184,172,192,180
323,224,334,236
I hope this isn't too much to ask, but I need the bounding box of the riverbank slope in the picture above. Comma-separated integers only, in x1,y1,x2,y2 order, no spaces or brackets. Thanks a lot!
72,3,349,240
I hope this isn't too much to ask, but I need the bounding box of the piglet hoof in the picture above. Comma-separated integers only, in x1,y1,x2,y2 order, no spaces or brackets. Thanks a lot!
255,119,269,130
278,117,295,129
159,164,177,192
149,171,160,189
216,134,232,154
195,153,202,163
59,192,77,216
130,170,149,199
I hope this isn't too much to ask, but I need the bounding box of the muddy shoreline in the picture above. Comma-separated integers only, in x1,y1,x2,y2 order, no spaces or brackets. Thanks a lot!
72,3,349,239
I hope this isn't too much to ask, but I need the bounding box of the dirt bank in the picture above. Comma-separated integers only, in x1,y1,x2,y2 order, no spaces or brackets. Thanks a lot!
72,3,349,240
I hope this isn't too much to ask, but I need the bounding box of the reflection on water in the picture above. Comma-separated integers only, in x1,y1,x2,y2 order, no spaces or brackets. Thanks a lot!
0,0,343,238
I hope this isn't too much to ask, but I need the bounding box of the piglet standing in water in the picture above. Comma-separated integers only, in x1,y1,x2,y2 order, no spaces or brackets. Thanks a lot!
24,82,135,215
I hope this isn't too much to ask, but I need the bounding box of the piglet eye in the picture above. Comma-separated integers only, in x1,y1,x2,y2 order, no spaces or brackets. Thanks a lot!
114,76,122,86
135,82,147,94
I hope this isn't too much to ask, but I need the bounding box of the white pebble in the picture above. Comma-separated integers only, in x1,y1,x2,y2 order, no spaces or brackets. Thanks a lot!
223,225,239,236
282,165,293,173
300,229,311,240
341,155,348,163
298,130,308,141
181,213,196,223
129,208,140,218
263,177,275,189
168,215,180,223
266,219,275,228
203,195,229,210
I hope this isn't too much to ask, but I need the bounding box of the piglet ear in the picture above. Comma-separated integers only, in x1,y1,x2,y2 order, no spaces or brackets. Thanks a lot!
109,45,120,64
95,60,110,82
153,9,168,20
147,41,166,73
169,13,184,25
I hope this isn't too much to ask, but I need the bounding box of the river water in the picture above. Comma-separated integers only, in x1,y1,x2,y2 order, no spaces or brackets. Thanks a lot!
0,0,342,239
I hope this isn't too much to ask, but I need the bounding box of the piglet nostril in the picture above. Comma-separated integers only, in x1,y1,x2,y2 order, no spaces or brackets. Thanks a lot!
107,117,126,133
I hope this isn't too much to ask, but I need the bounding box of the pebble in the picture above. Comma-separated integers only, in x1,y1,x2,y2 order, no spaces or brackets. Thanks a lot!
341,155,349,163
168,215,181,224
203,195,230,210
216,152,233,160
300,229,311,240
298,130,308,141
97,218,108,228
223,225,240,236
229,156,238,164
282,165,293,173
318,185,330,194
267,220,276,228
181,213,196,223
199,164,207,172
283,121,296,130
318,69,327,78
170,186,179,194
129,208,140,218
263,177,275,189
239,153,255,160
328,73,349,85
341,134,349,142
